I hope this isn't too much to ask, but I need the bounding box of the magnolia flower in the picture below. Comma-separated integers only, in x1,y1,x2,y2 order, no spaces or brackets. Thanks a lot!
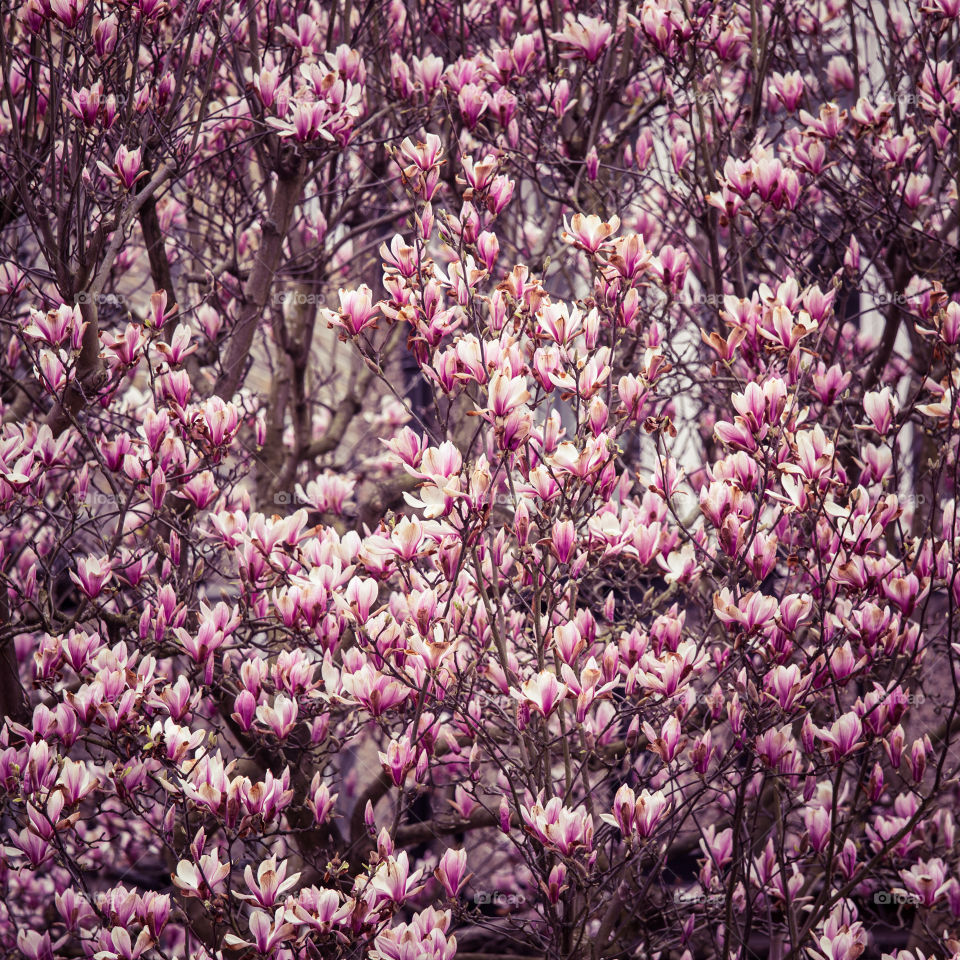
403,477,461,519
817,927,864,960
388,515,424,560
511,670,568,716
799,102,847,138
815,713,866,761
899,858,952,907
408,626,458,671
178,470,218,509
766,663,810,711
328,285,379,337
222,907,297,953
552,13,613,62
49,0,86,28
307,775,338,825
457,83,490,128
93,926,154,960
22,305,84,347
601,786,671,838
340,662,410,715
520,795,594,855
173,852,230,898
485,372,530,418
296,472,356,513
96,145,147,190
771,70,805,111
256,695,299,739
378,735,418,786
863,387,899,435
561,213,620,253
435,848,471,898
368,851,424,904
69,557,113,599
658,543,698,584
642,715,687,764
17,932,53,960
236,856,301,908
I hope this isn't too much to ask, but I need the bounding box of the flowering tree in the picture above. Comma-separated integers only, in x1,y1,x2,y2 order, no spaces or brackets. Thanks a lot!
3,0,960,958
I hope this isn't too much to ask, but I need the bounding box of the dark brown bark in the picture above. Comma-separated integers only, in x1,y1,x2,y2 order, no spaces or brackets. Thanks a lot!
214,160,305,401
45,299,108,437
0,581,27,724
0,636,28,725
138,194,178,319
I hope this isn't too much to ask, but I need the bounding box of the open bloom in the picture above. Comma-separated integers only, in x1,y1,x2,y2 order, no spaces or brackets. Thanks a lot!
484,372,530,418
328,285,379,337
222,907,297,953
236,856,301,908
69,557,114,599
511,670,568,716
815,713,866,761
642,715,687,764
172,851,230,899
368,851,424,904
601,785,671,838
552,13,613,62
178,470,218,509
561,213,620,253
256,695,299,739
378,735,418,786
97,145,147,190
899,858,952,907
521,795,594,854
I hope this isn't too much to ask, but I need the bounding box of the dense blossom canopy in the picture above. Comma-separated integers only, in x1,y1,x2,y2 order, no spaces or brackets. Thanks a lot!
1,1,960,959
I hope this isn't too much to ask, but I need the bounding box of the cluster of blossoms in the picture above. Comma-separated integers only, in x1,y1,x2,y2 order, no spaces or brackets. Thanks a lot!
3,0,960,958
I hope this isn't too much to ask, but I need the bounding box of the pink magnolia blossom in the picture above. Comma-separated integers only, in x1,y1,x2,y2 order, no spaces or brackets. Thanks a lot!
512,670,568,717
4,8,960,960
815,713,866,761
434,848,470,898
552,14,613,63
68,557,114,599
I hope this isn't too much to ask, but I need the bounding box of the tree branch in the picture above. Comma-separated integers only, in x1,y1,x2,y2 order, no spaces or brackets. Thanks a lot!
215,159,305,400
